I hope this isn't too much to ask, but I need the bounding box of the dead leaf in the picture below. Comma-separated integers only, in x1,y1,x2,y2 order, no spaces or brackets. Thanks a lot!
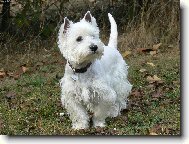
139,68,147,73
21,64,28,73
146,76,154,82
153,75,161,81
168,45,174,48
137,48,154,53
122,51,131,58
150,51,157,55
0,68,6,78
150,132,158,135
0,71,6,78
147,75,162,83
149,124,161,135
146,62,155,67
152,43,162,50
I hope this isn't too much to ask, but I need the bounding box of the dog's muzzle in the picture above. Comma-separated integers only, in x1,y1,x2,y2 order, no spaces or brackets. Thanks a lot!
89,44,98,52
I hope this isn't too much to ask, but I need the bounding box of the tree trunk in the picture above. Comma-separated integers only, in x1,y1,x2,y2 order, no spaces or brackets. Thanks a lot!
1,0,11,32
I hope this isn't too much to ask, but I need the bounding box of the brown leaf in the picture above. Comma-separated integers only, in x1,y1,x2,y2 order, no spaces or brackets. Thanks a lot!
21,65,28,73
0,71,6,78
139,68,147,73
150,51,157,56
153,75,161,81
150,132,158,135
149,124,161,135
146,62,155,67
152,43,162,50
147,75,162,83
137,48,153,53
122,51,131,58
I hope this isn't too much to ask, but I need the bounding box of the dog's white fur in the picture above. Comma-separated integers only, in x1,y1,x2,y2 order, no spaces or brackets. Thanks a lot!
58,11,132,130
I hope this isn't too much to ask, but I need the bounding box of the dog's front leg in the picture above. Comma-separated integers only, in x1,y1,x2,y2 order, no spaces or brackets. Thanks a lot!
62,95,89,130
92,81,117,127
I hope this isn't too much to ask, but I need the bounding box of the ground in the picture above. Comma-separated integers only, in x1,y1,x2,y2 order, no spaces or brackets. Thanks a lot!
0,41,180,135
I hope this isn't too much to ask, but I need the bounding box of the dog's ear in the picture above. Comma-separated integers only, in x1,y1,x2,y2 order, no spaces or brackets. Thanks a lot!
84,11,92,23
63,17,71,33
58,17,72,50
83,11,98,28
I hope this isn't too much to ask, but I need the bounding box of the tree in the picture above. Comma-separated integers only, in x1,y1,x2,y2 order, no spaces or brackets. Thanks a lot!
1,0,11,32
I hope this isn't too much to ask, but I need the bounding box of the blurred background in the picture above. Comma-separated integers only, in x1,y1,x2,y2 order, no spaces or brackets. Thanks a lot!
0,0,179,53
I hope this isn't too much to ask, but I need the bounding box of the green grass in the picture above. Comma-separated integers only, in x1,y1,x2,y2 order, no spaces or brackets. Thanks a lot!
0,45,180,135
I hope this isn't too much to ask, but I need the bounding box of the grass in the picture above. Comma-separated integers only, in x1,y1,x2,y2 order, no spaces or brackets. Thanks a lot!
0,41,180,135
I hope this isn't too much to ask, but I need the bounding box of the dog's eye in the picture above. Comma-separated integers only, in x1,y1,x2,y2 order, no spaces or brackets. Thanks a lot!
76,36,83,42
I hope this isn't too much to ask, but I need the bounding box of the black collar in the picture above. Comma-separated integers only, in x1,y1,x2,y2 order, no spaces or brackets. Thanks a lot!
68,61,92,73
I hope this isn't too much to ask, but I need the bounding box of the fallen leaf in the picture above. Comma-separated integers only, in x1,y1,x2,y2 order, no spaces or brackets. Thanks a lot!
122,51,131,58
152,43,162,50
139,68,147,73
168,45,174,48
21,65,28,73
146,62,155,67
0,71,6,78
153,75,161,81
147,75,162,83
150,132,158,135
137,48,153,53
150,51,157,55
149,124,161,135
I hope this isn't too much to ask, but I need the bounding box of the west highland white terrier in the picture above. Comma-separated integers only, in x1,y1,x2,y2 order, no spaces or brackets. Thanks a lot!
58,11,132,130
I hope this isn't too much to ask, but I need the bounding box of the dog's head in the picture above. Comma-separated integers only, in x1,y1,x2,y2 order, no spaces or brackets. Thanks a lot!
58,11,104,67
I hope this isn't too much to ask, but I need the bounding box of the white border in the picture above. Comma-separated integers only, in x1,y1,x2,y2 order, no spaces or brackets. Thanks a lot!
1,0,188,144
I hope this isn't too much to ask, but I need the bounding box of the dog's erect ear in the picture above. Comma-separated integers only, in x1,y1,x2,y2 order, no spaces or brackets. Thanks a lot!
58,17,72,50
82,11,98,28
84,11,92,23
63,17,71,33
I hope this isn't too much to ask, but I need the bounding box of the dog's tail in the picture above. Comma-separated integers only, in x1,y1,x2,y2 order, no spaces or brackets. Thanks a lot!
108,13,118,49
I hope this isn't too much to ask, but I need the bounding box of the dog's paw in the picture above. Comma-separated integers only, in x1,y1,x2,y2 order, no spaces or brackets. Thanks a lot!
93,120,106,128
72,122,89,130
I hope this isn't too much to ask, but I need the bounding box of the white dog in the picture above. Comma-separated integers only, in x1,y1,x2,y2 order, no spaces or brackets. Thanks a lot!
58,11,132,130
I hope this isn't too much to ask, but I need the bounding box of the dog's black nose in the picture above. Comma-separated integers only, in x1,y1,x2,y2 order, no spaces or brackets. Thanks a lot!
90,44,98,52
